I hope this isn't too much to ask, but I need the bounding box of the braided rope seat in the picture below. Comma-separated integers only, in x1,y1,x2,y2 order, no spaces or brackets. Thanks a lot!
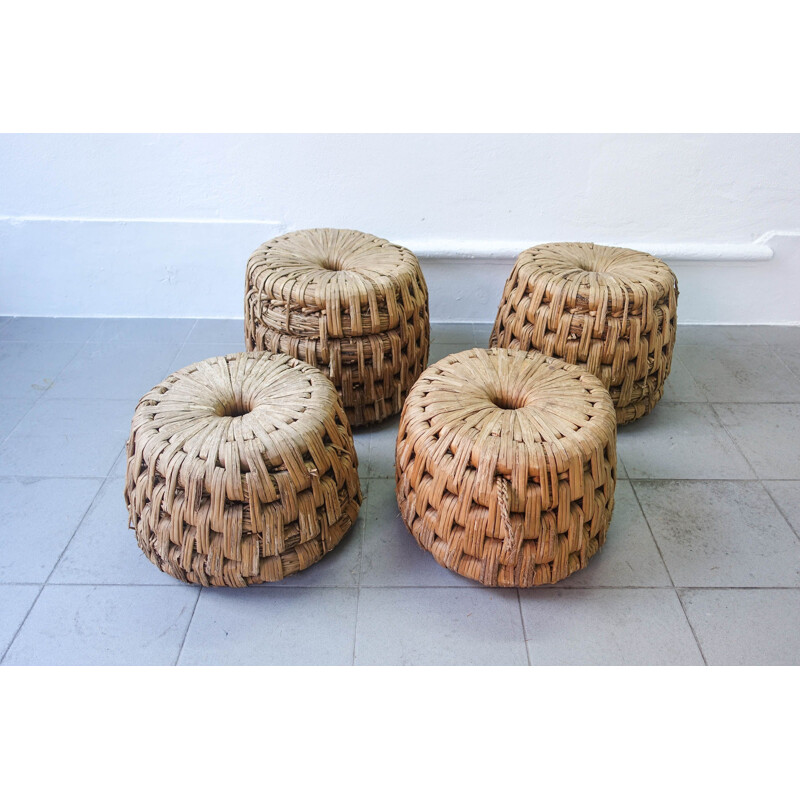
396,348,617,587
124,351,362,586
489,242,678,424
245,228,429,427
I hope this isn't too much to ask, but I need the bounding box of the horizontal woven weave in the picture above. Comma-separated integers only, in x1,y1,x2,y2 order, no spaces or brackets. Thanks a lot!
396,348,617,587
245,228,429,427
489,242,678,424
124,351,362,586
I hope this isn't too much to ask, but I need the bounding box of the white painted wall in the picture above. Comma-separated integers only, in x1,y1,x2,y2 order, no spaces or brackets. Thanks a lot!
2,134,799,322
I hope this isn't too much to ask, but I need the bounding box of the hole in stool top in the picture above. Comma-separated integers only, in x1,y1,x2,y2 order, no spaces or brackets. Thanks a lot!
489,389,525,411
214,397,253,418
318,256,347,272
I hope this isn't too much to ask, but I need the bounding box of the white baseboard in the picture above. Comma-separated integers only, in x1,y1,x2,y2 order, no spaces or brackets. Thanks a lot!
1,218,798,324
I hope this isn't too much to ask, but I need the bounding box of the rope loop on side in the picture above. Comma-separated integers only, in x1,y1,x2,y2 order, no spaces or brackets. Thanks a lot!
496,475,519,566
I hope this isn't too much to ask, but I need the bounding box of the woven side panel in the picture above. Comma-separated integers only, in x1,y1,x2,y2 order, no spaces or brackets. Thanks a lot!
395,348,617,588
489,242,678,425
124,351,362,586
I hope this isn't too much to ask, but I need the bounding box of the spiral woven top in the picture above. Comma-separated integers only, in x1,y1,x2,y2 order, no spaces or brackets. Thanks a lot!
127,351,355,500
246,228,426,337
398,348,616,507
510,242,675,318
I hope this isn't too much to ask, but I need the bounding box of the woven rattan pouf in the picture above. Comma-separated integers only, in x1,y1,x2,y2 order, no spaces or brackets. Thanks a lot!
490,242,678,424
395,348,617,587
124,351,362,586
245,228,429,427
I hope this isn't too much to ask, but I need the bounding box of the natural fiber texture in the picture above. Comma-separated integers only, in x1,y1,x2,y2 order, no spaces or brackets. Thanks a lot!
490,242,678,424
245,228,429,427
396,348,617,587
124,351,362,586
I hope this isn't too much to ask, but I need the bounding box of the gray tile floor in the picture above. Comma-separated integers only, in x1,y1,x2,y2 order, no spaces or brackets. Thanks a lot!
1,318,799,665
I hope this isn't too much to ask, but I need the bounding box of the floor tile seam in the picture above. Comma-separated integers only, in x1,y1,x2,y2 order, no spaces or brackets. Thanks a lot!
31,583,784,591
174,587,203,666
0,582,45,586
0,474,114,481
0,584,46,664
674,587,708,666
516,589,532,665
707,403,763,480
166,319,202,373
669,350,709,401
626,480,678,590
0,393,48,448
20,394,171,403
772,348,800,382
757,481,800,544
46,329,104,389
663,401,800,406
43,475,111,587
352,472,370,666
39,321,198,406
0,316,102,345
0,337,98,344
0,333,88,440
356,478,371,588
629,478,707,664
627,477,781,484
688,346,800,389
31,581,209,588
359,584,800,591
351,587,361,667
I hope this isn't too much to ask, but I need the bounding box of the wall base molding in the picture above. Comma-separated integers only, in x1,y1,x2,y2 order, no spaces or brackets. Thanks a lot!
1,219,798,324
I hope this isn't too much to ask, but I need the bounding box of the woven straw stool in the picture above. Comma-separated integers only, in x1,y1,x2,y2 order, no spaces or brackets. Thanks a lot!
245,228,429,427
490,242,678,424
396,348,617,587
124,351,362,587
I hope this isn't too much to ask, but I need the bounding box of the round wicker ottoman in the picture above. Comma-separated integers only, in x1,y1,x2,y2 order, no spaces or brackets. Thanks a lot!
489,242,678,424
395,348,617,587
245,228,430,427
124,351,362,587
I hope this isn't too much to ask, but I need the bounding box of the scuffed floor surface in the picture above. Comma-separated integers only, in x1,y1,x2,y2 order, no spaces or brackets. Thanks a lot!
1,317,799,665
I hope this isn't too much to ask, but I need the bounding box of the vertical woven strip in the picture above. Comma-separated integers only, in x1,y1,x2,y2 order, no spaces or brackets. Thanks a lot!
124,351,362,586
395,348,617,587
489,242,678,424
245,228,430,427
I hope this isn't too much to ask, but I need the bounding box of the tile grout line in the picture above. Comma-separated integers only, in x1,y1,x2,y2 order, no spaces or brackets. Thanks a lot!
0,584,46,665
628,480,708,666
674,590,707,666
351,588,361,667
0,472,108,664
774,348,800,382
10,581,799,591
0,397,44,449
174,588,203,666
761,483,800,544
166,319,201,374
707,403,760,475
2,317,195,662
44,477,111,585
670,350,707,402
706,404,791,541
0,324,98,444
711,401,800,547
1,319,105,450
351,478,371,666
516,589,531,666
